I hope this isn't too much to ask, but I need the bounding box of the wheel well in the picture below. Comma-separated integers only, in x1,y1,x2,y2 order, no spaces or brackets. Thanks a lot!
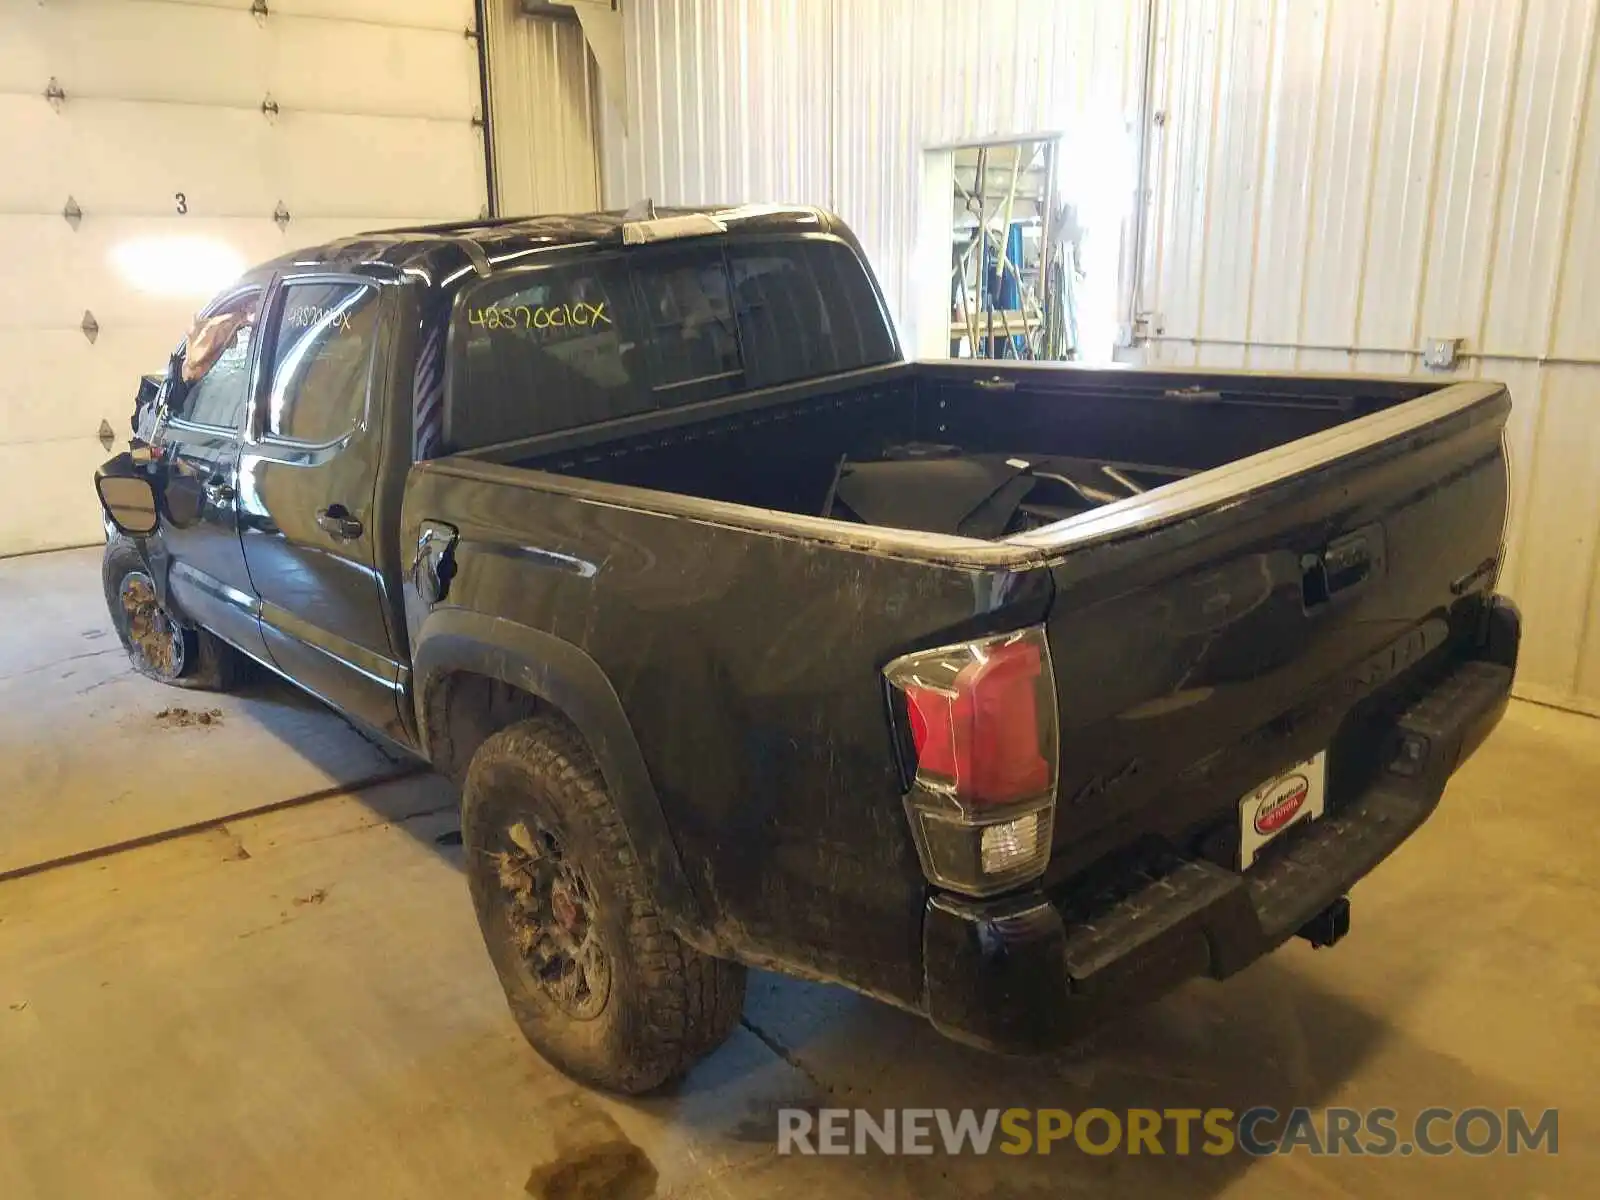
422,656,711,946
425,670,542,783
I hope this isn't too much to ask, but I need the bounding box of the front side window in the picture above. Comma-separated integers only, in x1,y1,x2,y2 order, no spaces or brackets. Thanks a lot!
449,237,897,452
169,289,262,430
263,281,381,444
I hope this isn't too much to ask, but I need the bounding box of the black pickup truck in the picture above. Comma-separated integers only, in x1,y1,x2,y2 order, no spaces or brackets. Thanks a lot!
95,205,1519,1094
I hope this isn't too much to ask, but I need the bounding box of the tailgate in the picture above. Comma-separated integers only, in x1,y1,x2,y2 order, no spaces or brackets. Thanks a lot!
1040,382,1510,873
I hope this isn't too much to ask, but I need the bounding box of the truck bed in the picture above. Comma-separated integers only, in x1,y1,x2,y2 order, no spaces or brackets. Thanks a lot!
410,360,1509,1011
474,362,1442,541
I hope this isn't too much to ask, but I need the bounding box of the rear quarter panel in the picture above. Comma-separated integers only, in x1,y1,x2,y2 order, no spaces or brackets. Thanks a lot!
401,462,1051,1005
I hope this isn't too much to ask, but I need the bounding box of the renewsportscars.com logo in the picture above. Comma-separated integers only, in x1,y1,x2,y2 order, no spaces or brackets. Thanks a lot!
776,1106,1560,1158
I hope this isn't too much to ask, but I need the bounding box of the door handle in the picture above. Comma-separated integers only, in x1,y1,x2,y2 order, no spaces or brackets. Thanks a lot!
316,504,364,541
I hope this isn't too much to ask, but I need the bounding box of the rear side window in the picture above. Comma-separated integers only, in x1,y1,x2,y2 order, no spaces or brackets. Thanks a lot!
263,281,381,444
449,237,896,451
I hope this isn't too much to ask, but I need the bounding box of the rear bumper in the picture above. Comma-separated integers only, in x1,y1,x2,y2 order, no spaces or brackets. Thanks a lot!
921,596,1519,1054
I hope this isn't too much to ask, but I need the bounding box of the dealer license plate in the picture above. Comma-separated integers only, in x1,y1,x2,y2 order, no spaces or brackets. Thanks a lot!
1239,752,1327,869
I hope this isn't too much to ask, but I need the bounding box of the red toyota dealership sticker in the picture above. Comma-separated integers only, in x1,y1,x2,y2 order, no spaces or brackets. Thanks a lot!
1239,752,1327,869
1254,775,1309,835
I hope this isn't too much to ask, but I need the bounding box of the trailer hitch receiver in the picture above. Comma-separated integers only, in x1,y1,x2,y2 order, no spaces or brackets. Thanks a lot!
1296,895,1351,949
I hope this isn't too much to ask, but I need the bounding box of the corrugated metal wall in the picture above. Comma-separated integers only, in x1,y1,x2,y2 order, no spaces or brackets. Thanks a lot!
484,3,601,214
598,0,1145,339
600,0,1600,715
1141,0,1600,714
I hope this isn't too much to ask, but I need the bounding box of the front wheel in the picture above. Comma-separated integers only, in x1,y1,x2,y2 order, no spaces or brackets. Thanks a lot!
102,536,248,691
462,715,746,1094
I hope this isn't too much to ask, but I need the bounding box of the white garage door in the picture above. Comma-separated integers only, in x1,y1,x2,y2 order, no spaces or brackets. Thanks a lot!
0,0,487,556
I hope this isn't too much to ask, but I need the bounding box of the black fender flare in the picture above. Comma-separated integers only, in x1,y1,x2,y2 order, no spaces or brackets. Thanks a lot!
411,609,706,938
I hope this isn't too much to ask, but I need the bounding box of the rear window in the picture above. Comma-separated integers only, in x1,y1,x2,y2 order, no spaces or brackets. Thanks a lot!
448,237,896,451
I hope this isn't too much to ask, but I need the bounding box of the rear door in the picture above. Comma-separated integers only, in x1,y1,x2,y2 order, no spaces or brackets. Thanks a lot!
153,286,269,662
238,275,402,738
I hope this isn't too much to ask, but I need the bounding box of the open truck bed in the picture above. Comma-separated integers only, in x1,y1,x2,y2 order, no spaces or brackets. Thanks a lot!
466,360,1475,553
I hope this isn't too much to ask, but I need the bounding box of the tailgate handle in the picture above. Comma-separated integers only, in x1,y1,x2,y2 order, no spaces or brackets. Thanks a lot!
1302,532,1375,609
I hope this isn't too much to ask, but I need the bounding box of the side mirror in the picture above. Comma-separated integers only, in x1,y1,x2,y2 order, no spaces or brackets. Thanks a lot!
95,452,160,537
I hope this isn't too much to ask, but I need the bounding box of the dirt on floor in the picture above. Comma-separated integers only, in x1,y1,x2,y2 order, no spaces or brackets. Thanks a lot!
522,1094,658,1200
152,706,224,729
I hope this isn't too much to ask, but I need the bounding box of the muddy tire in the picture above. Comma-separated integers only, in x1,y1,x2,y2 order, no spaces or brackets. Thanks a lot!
103,536,250,691
462,715,746,1094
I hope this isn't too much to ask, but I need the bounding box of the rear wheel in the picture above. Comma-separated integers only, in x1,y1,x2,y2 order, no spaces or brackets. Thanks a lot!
102,536,249,691
462,715,746,1094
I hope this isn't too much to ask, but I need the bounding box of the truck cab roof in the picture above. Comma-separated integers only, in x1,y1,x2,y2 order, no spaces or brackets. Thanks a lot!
247,204,853,293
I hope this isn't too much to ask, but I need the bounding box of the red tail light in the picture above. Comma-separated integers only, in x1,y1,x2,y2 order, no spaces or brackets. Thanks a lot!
885,626,1058,895
902,637,1049,805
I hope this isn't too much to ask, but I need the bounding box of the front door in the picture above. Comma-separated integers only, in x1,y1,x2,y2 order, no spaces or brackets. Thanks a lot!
153,286,268,661
238,275,402,739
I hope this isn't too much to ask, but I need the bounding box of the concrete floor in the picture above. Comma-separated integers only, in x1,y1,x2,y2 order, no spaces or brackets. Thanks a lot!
0,548,407,877
1,547,1596,1198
